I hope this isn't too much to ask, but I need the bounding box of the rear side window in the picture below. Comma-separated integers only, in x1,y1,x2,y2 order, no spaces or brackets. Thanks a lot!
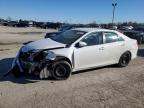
104,32,124,43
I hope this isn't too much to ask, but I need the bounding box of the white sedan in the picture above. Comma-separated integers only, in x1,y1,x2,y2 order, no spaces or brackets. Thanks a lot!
9,28,138,80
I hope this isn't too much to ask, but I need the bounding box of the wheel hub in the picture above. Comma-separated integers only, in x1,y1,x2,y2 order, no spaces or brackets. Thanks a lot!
55,65,66,77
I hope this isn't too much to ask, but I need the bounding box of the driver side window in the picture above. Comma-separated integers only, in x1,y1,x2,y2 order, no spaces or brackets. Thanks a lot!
81,32,103,46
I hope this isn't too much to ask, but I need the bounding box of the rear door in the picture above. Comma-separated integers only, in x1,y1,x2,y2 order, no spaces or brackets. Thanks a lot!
102,32,125,64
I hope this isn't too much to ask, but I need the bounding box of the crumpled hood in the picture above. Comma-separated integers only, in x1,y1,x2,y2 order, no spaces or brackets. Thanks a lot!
21,38,66,52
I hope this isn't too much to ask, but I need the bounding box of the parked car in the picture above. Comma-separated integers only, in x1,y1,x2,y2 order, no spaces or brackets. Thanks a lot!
133,27,144,32
43,22,61,29
59,25,73,32
7,21,19,27
35,22,45,28
58,24,86,32
119,26,133,31
0,21,8,26
123,31,144,44
8,28,138,80
45,25,77,39
45,24,77,39
45,32,62,38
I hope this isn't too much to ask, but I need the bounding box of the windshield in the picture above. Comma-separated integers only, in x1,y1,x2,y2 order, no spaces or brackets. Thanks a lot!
50,30,86,45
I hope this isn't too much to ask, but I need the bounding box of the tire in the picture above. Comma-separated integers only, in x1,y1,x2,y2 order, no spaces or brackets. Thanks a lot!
52,60,72,80
118,52,131,67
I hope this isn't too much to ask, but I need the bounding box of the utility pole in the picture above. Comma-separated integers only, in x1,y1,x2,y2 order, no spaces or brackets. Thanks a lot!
112,3,117,26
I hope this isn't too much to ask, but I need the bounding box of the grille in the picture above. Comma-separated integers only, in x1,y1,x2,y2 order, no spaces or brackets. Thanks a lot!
19,51,30,60
19,50,45,63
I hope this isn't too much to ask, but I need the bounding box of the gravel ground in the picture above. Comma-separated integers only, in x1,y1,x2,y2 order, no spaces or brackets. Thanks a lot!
0,27,144,108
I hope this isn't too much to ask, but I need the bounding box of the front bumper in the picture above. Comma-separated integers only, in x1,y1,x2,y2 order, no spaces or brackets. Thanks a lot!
12,53,24,73
9,47,57,78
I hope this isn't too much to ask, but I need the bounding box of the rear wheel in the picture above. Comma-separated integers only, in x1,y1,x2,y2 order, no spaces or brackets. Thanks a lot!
52,60,72,80
118,52,131,67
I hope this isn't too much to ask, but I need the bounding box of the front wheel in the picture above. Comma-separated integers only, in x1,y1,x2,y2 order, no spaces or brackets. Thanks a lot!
118,52,131,67
52,61,72,80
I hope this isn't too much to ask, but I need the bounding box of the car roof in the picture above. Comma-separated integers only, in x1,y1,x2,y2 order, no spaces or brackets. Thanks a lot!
72,28,115,32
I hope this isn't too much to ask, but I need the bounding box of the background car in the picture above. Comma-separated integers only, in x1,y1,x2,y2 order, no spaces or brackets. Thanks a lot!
123,30,144,44
119,26,133,31
45,32,62,38
133,27,144,32
59,25,73,32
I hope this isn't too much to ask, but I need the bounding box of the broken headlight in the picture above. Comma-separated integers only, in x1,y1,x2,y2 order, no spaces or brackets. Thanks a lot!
44,51,56,61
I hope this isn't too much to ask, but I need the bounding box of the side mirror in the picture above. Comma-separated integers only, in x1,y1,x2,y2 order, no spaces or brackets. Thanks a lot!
76,41,87,48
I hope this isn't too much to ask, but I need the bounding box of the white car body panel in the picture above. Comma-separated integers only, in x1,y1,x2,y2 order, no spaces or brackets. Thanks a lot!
101,41,126,63
51,48,74,64
74,44,107,70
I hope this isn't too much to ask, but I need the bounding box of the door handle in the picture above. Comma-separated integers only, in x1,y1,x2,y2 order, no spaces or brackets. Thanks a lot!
99,47,104,50
120,43,125,46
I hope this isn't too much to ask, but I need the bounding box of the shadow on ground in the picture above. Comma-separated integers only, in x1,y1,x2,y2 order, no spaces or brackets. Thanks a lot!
0,57,116,84
0,49,143,84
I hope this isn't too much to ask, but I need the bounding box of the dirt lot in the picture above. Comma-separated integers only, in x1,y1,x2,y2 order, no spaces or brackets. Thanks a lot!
0,26,144,108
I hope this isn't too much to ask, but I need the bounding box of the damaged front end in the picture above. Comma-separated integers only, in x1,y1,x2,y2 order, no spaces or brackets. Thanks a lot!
7,48,57,79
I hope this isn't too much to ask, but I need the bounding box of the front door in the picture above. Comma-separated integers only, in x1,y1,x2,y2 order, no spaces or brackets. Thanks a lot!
74,32,105,70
